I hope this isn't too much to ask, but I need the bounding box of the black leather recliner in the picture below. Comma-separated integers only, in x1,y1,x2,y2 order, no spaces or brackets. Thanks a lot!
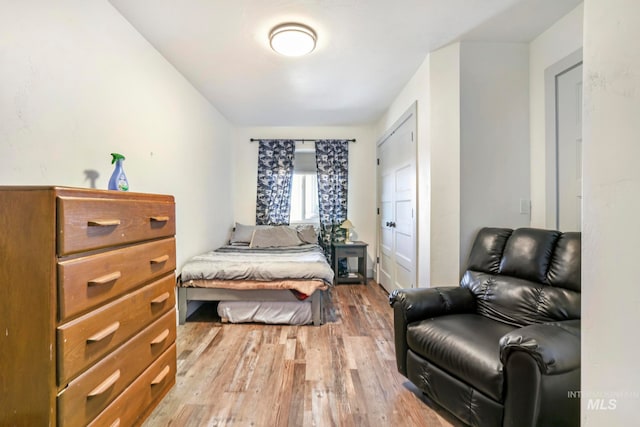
390,227,580,427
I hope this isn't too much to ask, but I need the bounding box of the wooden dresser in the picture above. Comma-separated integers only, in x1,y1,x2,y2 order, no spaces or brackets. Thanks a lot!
0,186,177,426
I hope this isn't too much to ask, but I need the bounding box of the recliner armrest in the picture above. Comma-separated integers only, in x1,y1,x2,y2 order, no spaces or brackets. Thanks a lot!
499,319,581,374
389,286,476,323
389,287,475,375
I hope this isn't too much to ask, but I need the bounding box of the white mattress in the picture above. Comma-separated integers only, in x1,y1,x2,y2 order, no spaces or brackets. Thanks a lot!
217,300,312,325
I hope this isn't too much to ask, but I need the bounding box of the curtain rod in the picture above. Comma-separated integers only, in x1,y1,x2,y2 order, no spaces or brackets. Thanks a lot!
249,138,356,143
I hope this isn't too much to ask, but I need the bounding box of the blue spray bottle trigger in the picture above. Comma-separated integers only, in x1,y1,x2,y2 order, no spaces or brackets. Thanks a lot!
108,153,129,191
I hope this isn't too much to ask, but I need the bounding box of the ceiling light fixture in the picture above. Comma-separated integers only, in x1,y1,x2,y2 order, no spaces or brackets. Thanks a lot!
269,23,317,57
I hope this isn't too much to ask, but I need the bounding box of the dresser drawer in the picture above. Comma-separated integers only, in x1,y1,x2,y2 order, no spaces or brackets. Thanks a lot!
87,344,176,427
57,196,175,256
58,237,176,321
57,274,175,385
57,309,175,427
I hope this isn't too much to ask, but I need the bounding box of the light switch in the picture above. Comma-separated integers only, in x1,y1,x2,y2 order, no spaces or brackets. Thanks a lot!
520,199,531,215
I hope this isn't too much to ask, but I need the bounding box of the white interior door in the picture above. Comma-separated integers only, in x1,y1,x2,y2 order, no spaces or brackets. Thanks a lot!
556,63,583,232
377,108,416,293
378,153,394,290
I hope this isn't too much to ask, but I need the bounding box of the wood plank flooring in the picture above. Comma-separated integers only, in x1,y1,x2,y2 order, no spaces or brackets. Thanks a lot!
143,282,460,427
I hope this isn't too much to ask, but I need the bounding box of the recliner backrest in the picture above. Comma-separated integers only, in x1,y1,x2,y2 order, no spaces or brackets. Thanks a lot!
461,227,581,327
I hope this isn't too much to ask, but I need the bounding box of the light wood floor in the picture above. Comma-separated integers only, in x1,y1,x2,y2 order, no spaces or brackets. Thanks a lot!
143,282,459,427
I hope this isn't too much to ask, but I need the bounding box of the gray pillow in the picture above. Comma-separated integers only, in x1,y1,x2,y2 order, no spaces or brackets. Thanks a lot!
250,226,303,248
230,223,255,245
296,224,319,244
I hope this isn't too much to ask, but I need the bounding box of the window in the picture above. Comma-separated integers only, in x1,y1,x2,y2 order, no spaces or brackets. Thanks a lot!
290,149,319,224
290,173,319,224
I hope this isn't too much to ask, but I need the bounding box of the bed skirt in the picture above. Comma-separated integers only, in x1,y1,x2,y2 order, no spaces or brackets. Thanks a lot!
217,300,313,325
177,286,324,326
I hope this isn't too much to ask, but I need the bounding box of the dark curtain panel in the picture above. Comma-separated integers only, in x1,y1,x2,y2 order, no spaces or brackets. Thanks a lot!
255,139,295,225
315,139,349,262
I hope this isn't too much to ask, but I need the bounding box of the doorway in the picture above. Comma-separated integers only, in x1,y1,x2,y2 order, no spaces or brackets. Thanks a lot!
545,49,583,231
556,63,583,231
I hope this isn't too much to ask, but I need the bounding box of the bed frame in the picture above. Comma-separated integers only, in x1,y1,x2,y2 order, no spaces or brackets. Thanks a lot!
177,287,324,326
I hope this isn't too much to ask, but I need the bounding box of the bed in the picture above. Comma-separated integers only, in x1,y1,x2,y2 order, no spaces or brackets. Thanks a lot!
177,224,334,325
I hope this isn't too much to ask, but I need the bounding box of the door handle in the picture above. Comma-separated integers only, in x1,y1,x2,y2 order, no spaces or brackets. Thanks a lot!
390,222,396,228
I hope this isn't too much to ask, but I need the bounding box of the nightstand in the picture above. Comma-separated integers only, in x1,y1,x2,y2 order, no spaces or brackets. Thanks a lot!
331,241,368,285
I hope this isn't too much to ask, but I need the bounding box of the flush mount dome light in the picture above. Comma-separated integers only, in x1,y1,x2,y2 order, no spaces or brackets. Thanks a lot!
269,23,317,56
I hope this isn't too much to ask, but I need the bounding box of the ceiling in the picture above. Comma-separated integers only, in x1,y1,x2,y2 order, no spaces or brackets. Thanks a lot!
108,0,581,127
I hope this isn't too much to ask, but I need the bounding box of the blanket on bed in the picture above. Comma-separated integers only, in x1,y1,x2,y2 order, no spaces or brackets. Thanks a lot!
180,244,335,285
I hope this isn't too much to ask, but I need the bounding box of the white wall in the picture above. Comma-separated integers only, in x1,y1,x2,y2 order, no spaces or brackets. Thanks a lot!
459,42,531,268
582,0,640,424
0,1,234,268
376,56,431,286
529,4,584,227
232,126,377,275
428,44,461,286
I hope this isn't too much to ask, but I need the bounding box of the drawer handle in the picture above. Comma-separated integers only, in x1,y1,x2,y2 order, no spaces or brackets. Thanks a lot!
87,219,121,227
87,370,121,398
150,216,170,222
151,365,170,386
109,419,120,427
150,255,170,264
87,321,120,343
88,271,121,286
150,329,170,345
151,292,170,305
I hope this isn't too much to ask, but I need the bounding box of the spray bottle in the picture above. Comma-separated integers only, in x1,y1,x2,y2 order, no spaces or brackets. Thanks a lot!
108,153,129,191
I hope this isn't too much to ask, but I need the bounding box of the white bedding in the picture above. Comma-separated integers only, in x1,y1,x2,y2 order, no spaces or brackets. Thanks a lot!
180,244,334,285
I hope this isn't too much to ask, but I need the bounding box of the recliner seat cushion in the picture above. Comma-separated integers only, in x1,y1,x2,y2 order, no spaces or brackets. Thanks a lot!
406,314,516,401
